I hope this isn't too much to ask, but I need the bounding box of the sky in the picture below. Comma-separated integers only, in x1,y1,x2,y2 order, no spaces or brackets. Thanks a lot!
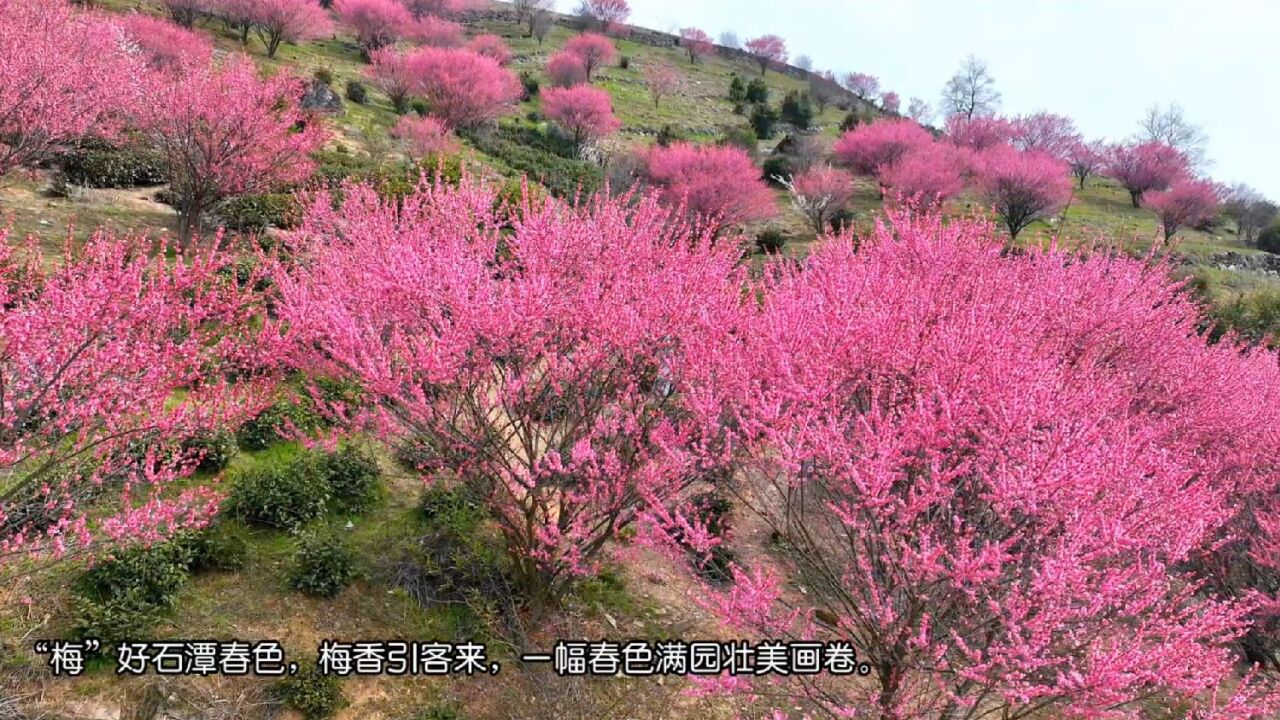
623,0,1280,200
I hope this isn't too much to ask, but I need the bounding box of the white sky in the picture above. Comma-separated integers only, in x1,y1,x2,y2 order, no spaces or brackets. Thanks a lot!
621,0,1280,200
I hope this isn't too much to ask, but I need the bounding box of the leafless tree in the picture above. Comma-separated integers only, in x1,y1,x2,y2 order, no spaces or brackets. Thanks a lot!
1138,102,1211,170
531,9,553,44
512,0,556,37
1223,183,1278,245
718,30,739,49
794,53,813,71
907,96,935,125
940,54,1000,120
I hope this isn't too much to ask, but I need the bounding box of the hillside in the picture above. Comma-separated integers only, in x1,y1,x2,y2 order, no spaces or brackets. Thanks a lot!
3,2,1280,720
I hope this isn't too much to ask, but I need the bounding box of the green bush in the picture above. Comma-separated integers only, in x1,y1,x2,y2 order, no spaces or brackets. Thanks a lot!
72,540,195,644
394,434,440,472
463,123,602,199
181,429,237,473
745,78,769,104
398,486,510,614
756,228,788,255
519,70,540,98
226,458,331,529
235,398,324,451
183,521,251,572
416,702,465,720
749,104,779,140
214,193,302,234
1206,289,1280,349
718,124,758,156
828,207,857,234
728,75,746,102
59,140,167,188
277,664,346,719
618,55,631,70
655,124,685,147
761,155,795,186
411,98,429,116
316,446,382,514
839,110,876,133
344,80,367,104
289,527,358,598
1259,224,1280,254
780,91,814,129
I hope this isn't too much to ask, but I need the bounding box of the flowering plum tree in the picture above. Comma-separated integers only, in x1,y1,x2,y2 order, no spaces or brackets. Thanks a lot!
1012,111,1080,159
159,0,207,28
945,113,1017,151
408,13,464,47
577,0,629,33
679,27,713,63
1144,176,1222,240
247,0,333,58
274,178,746,605
137,59,326,245
1065,138,1107,189
367,47,414,113
743,34,787,75
114,12,214,71
643,62,679,108
692,209,1280,720
832,119,933,178
974,145,1072,241
542,85,621,148
641,142,778,229
0,230,270,562
879,90,900,115
404,47,521,128
783,165,855,235
842,71,879,100
1107,140,1189,208
467,33,512,64
563,32,617,82
547,50,588,87
390,114,457,160
333,0,413,54
0,0,140,174
880,142,967,207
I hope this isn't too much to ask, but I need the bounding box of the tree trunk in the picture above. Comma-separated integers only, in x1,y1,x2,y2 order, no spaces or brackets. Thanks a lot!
877,663,903,720
1129,189,1141,208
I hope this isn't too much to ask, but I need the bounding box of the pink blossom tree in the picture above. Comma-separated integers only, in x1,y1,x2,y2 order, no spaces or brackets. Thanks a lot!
743,34,787,75
782,164,855,235
408,13,464,47
0,0,140,174
333,0,413,55
246,0,333,58
541,85,621,148
466,33,512,65
136,58,327,245
563,32,617,82
973,145,1073,241
114,12,214,71
546,50,588,87
879,90,900,114
1144,176,1223,240
1065,138,1107,189
691,209,1280,719
842,71,880,100
832,119,933,179
208,0,257,44
679,27,714,63
641,142,778,230
404,47,521,129
643,62,679,108
577,0,629,33
390,114,458,160
274,177,746,606
1107,140,1189,208
879,142,967,207
1012,111,1081,160
367,47,414,113
945,113,1017,151
0,230,270,562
